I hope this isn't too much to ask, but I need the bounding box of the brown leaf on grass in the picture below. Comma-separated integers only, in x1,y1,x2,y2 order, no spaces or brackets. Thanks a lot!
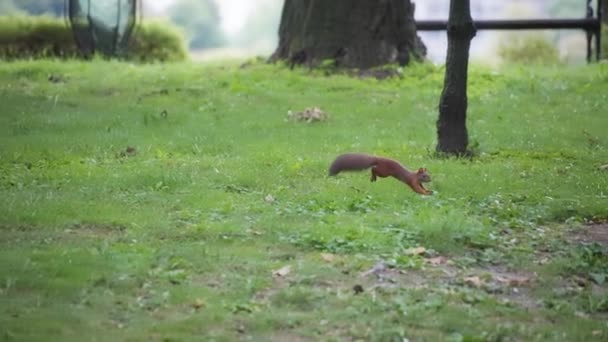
495,274,532,287
404,246,426,256
272,265,291,277
426,256,448,266
320,253,335,262
464,276,484,287
246,228,263,236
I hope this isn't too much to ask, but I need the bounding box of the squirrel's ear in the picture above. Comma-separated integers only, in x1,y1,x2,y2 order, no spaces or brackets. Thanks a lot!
418,168,425,173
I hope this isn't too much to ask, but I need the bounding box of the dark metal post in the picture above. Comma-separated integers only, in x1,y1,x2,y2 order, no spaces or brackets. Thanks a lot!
587,0,594,62
86,0,94,55
598,0,603,60
114,0,122,56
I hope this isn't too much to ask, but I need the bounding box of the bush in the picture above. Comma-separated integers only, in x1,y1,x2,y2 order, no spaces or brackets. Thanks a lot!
497,32,560,65
0,15,188,62
0,15,78,59
126,20,189,63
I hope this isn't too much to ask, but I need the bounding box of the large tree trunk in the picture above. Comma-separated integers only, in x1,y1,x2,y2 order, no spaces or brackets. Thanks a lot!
271,0,426,69
436,0,476,155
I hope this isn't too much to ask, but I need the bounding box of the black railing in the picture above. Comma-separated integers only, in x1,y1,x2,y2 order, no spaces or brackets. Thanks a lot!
416,0,603,62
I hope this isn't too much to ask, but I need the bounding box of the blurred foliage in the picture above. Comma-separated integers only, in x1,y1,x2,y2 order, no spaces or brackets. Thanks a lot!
0,15,79,59
0,15,187,62
230,0,282,52
168,0,224,50
548,0,588,18
0,0,63,16
0,0,16,14
497,32,561,65
127,19,189,62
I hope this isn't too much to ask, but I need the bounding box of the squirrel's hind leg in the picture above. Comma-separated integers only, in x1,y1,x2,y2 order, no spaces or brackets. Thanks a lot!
370,168,378,182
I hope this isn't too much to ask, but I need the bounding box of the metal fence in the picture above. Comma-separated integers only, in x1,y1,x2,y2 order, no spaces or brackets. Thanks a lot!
416,0,603,63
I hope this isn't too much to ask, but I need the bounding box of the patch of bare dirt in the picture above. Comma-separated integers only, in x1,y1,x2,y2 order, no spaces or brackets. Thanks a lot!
64,222,126,238
468,266,538,309
253,254,540,312
0,223,37,232
268,331,313,342
1,223,125,245
353,261,539,309
569,223,608,245
356,261,446,291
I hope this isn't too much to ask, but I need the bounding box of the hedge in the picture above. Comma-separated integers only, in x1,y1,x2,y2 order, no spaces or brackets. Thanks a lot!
0,15,188,62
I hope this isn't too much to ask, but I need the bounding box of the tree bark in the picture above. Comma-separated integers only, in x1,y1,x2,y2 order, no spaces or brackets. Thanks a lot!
270,0,426,69
436,0,476,155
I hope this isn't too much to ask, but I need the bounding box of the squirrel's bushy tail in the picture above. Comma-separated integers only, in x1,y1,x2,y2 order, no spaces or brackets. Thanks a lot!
328,153,377,176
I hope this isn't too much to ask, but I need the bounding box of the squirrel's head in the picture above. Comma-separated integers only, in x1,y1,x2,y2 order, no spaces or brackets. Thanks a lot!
417,168,431,183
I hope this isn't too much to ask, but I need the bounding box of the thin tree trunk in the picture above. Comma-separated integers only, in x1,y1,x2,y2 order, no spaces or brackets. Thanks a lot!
436,0,476,155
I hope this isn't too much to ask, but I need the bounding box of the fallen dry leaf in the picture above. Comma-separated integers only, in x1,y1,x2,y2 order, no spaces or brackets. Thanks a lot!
320,253,335,262
495,275,532,287
405,246,427,256
426,256,448,266
246,229,263,236
272,265,291,277
360,261,388,277
464,276,483,288
287,106,329,123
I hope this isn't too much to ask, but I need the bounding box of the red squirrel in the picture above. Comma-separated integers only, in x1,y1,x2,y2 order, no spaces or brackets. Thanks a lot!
328,153,433,195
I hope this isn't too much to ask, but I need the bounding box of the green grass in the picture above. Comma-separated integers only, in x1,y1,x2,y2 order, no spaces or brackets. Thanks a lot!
1,59,608,341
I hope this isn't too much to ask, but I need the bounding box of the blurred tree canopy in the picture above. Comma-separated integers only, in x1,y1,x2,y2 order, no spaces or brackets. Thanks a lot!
0,0,63,16
231,0,282,51
548,0,588,17
168,0,224,50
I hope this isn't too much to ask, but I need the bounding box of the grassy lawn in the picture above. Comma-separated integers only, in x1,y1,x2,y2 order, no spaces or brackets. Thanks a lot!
0,59,607,341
